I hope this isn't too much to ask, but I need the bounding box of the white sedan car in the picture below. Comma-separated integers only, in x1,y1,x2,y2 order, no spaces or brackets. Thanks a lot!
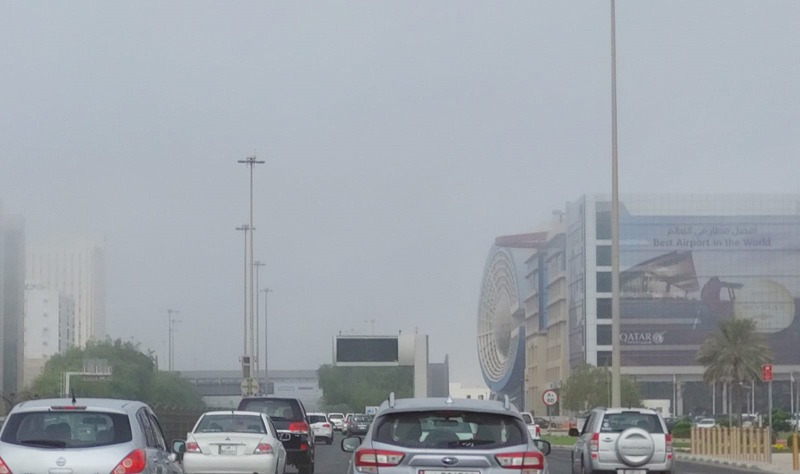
695,418,717,429
183,411,286,474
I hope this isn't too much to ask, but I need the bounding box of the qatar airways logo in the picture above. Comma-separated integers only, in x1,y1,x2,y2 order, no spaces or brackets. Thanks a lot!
620,331,666,345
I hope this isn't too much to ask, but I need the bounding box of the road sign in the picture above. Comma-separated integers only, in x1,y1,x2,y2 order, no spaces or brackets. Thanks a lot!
542,389,559,406
240,377,260,396
762,364,773,382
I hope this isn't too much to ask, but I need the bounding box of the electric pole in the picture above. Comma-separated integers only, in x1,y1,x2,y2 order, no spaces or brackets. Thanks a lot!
167,309,181,371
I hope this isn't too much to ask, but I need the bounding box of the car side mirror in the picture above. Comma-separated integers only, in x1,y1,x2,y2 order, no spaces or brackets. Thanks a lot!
171,439,186,462
568,428,580,437
533,439,551,455
341,436,362,452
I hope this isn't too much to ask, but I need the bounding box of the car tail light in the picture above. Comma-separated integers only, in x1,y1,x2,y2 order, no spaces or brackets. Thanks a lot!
495,451,544,470
0,456,12,474
186,442,202,453
535,425,541,437
111,449,146,474
288,421,309,433
254,443,273,455
665,433,673,458
322,423,331,428
590,432,599,458
354,449,405,473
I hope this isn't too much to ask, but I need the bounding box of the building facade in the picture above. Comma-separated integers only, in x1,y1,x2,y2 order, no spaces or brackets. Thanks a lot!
484,195,800,417
23,283,75,387
26,238,106,348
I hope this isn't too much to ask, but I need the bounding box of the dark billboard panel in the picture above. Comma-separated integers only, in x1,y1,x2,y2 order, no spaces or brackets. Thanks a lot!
618,214,800,365
335,337,399,364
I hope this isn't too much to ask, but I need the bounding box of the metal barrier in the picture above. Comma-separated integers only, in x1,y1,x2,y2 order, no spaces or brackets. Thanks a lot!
690,426,772,464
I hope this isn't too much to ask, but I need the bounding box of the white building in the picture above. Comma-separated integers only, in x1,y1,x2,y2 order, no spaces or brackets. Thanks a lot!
26,237,106,347
22,283,75,387
449,382,491,401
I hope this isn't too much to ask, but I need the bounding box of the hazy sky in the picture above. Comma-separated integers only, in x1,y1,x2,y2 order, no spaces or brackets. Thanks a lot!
2,2,799,385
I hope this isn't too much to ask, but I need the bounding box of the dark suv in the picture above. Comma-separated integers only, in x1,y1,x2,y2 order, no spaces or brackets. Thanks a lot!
238,396,315,474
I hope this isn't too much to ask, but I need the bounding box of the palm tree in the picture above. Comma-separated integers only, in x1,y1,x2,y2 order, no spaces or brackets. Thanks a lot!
696,318,773,425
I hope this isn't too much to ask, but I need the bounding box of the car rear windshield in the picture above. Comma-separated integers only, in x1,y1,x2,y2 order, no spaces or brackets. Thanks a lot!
600,413,664,434
521,413,533,424
353,414,370,422
195,414,266,434
239,399,302,421
308,415,327,424
0,411,132,448
373,410,526,449
328,413,343,420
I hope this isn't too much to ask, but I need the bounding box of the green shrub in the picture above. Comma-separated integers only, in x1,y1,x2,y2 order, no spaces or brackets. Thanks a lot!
671,420,692,438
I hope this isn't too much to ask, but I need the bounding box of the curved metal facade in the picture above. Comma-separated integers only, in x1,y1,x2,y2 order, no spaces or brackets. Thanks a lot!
477,246,531,404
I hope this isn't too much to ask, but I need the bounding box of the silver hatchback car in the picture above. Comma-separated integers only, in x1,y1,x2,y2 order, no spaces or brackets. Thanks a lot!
570,407,674,474
341,394,551,474
0,397,184,474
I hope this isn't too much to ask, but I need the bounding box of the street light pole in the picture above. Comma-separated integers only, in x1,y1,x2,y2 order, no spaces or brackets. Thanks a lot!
610,0,622,408
253,260,265,376
236,224,251,377
167,309,181,371
262,288,273,392
238,156,264,381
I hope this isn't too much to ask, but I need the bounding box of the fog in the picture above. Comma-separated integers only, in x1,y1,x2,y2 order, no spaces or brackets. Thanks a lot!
2,1,799,384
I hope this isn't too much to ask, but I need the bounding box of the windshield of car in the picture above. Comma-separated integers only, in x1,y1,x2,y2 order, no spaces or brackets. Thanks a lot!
521,413,533,424
308,415,327,424
195,414,266,434
0,411,132,448
239,399,300,422
353,414,370,422
328,413,343,420
599,413,664,434
373,411,526,449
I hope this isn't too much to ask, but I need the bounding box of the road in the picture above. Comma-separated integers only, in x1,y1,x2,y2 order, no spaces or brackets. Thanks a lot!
308,434,762,474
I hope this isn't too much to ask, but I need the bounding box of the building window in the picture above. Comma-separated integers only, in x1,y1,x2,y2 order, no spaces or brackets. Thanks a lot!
597,351,612,367
597,298,611,319
596,245,612,266
597,325,612,345
596,272,612,293
596,209,611,240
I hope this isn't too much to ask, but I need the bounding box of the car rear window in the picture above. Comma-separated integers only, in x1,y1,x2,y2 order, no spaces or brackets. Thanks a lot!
239,399,302,421
195,414,266,434
600,413,664,434
0,411,132,448
521,413,533,424
329,413,343,420
308,415,327,424
373,411,526,449
353,414,370,422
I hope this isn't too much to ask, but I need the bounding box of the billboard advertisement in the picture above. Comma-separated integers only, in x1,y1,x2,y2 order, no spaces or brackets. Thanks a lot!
616,213,800,365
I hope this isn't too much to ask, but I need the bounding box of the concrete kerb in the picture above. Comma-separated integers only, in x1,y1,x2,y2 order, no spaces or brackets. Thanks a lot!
675,452,791,473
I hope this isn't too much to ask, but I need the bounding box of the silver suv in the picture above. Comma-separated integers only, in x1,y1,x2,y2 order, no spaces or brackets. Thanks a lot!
0,397,184,474
570,407,673,474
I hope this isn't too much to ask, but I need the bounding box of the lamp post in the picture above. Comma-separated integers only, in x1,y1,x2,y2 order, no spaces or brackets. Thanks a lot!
167,309,181,372
238,156,264,382
236,224,251,377
262,288,273,393
610,0,622,408
253,260,265,376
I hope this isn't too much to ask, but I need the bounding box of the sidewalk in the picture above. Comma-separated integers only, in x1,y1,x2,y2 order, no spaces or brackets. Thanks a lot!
676,452,800,473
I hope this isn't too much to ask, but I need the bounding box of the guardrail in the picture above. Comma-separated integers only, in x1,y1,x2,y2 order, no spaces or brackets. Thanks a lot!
690,426,772,463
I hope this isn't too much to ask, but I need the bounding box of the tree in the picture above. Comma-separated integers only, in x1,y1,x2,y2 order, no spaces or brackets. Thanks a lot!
561,364,641,412
317,365,413,412
696,318,773,425
20,338,204,407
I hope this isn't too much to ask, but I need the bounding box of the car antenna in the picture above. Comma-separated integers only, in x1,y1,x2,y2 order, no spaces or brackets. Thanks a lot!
71,390,77,405
388,392,396,409
503,394,510,411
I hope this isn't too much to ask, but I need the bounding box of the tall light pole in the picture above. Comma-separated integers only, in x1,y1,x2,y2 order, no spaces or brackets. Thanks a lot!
238,156,264,381
262,287,273,392
610,0,622,407
236,224,251,377
253,260,265,376
167,309,181,372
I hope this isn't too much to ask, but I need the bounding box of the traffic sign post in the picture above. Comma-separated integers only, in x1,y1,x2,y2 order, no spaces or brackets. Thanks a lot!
542,389,558,435
240,377,259,396
763,364,773,382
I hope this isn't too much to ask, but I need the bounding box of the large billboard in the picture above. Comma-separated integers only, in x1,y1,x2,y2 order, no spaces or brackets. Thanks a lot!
614,213,800,366
333,336,400,366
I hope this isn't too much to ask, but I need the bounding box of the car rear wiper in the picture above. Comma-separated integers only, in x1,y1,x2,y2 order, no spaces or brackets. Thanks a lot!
19,439,68,448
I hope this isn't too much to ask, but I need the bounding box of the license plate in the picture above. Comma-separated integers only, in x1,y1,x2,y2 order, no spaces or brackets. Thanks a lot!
617,470,646,474
419,471,479,474
219,444,237,455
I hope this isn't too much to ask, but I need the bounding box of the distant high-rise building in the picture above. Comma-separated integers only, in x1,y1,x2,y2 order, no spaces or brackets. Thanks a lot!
0,205,26,407
26,237,106,348
23,282,75,387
